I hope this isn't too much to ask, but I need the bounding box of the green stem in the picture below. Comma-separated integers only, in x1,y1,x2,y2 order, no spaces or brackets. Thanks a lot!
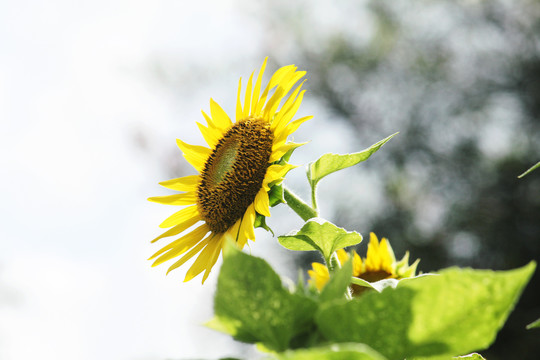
327,251,340,272
327,252,352,299
283,186,318,221
310,181,319,212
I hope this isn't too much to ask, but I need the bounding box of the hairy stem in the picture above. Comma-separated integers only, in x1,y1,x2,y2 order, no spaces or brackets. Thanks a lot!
283,186,318,221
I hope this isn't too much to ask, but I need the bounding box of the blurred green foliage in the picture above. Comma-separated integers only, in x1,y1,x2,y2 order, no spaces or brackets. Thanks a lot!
211,246,534,359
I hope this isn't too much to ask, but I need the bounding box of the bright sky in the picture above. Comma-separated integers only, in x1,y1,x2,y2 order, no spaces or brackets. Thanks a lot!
0,1,369,359
0,1,265,359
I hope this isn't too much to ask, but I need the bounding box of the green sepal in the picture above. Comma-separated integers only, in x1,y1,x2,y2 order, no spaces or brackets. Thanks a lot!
254,213,274,235
278,218,362,264
395,252,421,278
253,183,285,235
307,133,398,187
269,183,285,207
279,142,308,164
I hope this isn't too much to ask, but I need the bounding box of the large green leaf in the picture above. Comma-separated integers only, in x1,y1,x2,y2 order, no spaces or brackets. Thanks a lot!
210,244,318,352
278,218,363,262
307,133,398,186
316,262,535,359
272,343,388,360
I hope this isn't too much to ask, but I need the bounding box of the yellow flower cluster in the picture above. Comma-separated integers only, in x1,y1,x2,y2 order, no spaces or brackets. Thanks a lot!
308,233,419,293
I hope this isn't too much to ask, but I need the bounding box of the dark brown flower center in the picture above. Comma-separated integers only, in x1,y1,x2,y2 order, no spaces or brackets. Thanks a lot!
351,271,394,296
197,118,273,233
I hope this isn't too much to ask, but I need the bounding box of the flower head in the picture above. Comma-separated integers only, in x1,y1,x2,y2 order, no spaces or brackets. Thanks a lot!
149,58,312,283
308,232,419,294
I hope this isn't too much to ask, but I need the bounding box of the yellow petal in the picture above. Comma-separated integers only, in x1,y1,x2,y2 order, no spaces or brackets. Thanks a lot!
196,122,220,148
202,234,225,283
251,57,268,115
352,250,363,277
242,72,254,118
166,235,211,274
263,70,305,118
336,249,349,265
270,82,305,132
258,66,296,112
279,68,305,91
159,205,199,229
150,224,210,265
201,109,215,128
210,98,233,131
263,86,286,121
236,78,243,120
148,192,197,206
269,141,308,163
272,89,306,136
309,262,330,291
255,65,291,115
262,163,297,189
366,232,384,272
312,262,329,274
225,218,242,244
379,238,396,271
273,115,313,147
151,213,201,243
185,235,223,283
176,139,211,172
159,175,200,192
254,189,271,217
237,204,256,248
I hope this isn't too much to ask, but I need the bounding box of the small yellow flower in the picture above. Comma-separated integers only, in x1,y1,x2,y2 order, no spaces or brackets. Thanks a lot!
149,58,312,283
308,232,419,293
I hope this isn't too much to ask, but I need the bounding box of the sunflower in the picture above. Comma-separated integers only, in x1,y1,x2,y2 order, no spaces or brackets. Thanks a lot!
308,233,419,294
148,58,312,283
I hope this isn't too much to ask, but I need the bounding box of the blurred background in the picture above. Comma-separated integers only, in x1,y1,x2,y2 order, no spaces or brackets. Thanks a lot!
1,0,539,359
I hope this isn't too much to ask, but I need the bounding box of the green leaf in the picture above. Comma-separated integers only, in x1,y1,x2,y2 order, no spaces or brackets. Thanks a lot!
272,343,388,360
316,262,536,359
307,133,398,186
526,317,540,330
212,244,318,352
278,218,362,262
518,160,540,178
319,257,353,303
